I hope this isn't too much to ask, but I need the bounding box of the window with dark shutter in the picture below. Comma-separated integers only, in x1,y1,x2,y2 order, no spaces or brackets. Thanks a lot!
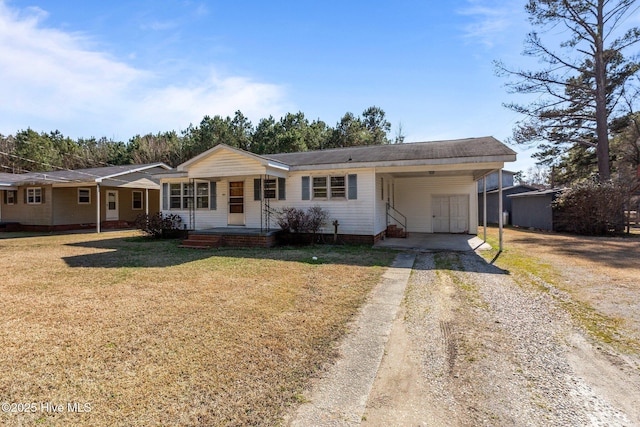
301,176,310,200
278,177,286,200
210,181,217,210
254,178,262,201
162,183,168,210
348,174,357,200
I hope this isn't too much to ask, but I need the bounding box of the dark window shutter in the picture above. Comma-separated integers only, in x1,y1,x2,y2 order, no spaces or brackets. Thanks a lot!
210,181,217,210
41,188,45,203
24,189,27,204
278,177,286,200
162,183,168,210
348,174,357,200
301,176,310,200
3,191,6,204
254,178,262,201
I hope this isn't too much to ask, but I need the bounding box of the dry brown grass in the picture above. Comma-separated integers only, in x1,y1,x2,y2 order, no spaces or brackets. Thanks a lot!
0,231,395,426
479,226,640,353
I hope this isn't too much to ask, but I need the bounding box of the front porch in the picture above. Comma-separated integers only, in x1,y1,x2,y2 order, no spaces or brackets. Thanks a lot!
180,227,281,249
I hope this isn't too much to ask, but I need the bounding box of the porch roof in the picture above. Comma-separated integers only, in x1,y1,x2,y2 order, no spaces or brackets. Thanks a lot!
0,163,170,188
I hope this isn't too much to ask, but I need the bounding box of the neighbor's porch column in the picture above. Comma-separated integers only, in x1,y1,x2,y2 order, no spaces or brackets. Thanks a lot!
96,183,101,234
145,188,149,215
498,169,503,251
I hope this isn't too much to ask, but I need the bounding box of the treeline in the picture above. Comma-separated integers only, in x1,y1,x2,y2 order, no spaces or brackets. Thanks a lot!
0,106,401,173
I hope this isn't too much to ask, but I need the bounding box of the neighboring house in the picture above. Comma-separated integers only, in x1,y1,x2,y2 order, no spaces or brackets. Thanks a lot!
478,184,538,225
476,170,515,192
156,137,516,245
508,188,563,231
0,163,170,232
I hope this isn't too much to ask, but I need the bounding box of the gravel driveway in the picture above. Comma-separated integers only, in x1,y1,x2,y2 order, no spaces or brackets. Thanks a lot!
363,250,640,426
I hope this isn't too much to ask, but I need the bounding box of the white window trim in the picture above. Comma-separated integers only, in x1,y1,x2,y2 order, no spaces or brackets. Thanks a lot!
78,188,91,205
168,182,210,210
330,175,346,199
27,187,42,205
263,178,277,199
195,182,209,209
312,175,347,200
312,176,328,199
132,190,143,210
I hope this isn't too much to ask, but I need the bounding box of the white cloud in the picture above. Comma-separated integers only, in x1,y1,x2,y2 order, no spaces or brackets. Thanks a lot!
0,1,287,139
458,0,524,48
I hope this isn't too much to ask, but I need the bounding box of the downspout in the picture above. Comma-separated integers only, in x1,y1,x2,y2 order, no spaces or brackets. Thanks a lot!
96,182,101,233
483,176,487,242
498,169,503,252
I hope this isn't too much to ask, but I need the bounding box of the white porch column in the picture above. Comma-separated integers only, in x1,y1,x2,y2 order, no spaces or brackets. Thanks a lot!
483,176,487,242
96,183,101,234
498,169,503,252
145,188,149,215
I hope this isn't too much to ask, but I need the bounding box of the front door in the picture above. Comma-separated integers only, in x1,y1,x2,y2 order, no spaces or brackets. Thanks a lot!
106,190,119,221
228,181,245,226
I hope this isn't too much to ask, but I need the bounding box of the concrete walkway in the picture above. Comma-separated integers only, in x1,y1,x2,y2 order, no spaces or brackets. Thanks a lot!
287,252,416,426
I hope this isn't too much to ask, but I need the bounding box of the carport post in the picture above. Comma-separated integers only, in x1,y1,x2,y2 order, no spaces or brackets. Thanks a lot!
483,176,487,242
498,169,503,251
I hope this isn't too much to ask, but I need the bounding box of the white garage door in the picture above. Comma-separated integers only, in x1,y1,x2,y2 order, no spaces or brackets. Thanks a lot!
432,195,469,233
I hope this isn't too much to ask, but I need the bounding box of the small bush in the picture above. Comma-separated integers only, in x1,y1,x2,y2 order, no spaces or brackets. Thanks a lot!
277,207,309,233
553,180,627,235
277,206,329,234
277,206,330,244
135,213,183,238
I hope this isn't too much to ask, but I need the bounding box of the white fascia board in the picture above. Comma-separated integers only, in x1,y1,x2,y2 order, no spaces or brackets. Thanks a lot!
287,155,517,172
267,162,289,171
96,163,171,182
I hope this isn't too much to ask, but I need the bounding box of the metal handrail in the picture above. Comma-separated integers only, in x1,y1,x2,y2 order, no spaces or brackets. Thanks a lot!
262,204,279,232
386,202,407,236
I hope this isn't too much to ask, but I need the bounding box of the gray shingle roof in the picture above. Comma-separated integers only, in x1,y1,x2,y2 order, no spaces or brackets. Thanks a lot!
264,137,515,166
0,163,168,185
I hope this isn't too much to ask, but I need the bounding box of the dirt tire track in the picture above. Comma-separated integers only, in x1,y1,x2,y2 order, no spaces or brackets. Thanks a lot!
363,250,640,426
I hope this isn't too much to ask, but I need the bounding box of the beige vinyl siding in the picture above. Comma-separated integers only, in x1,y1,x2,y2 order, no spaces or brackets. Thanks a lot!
394,176,477,234
52,187,96,225
2,186,54,225
51,187,160,226
187,151,268,178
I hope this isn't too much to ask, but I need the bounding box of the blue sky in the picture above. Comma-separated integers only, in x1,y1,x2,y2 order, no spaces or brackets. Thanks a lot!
1,0,553,171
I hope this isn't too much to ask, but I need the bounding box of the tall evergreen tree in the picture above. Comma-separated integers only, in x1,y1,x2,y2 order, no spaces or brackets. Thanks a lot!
496,0,640,181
